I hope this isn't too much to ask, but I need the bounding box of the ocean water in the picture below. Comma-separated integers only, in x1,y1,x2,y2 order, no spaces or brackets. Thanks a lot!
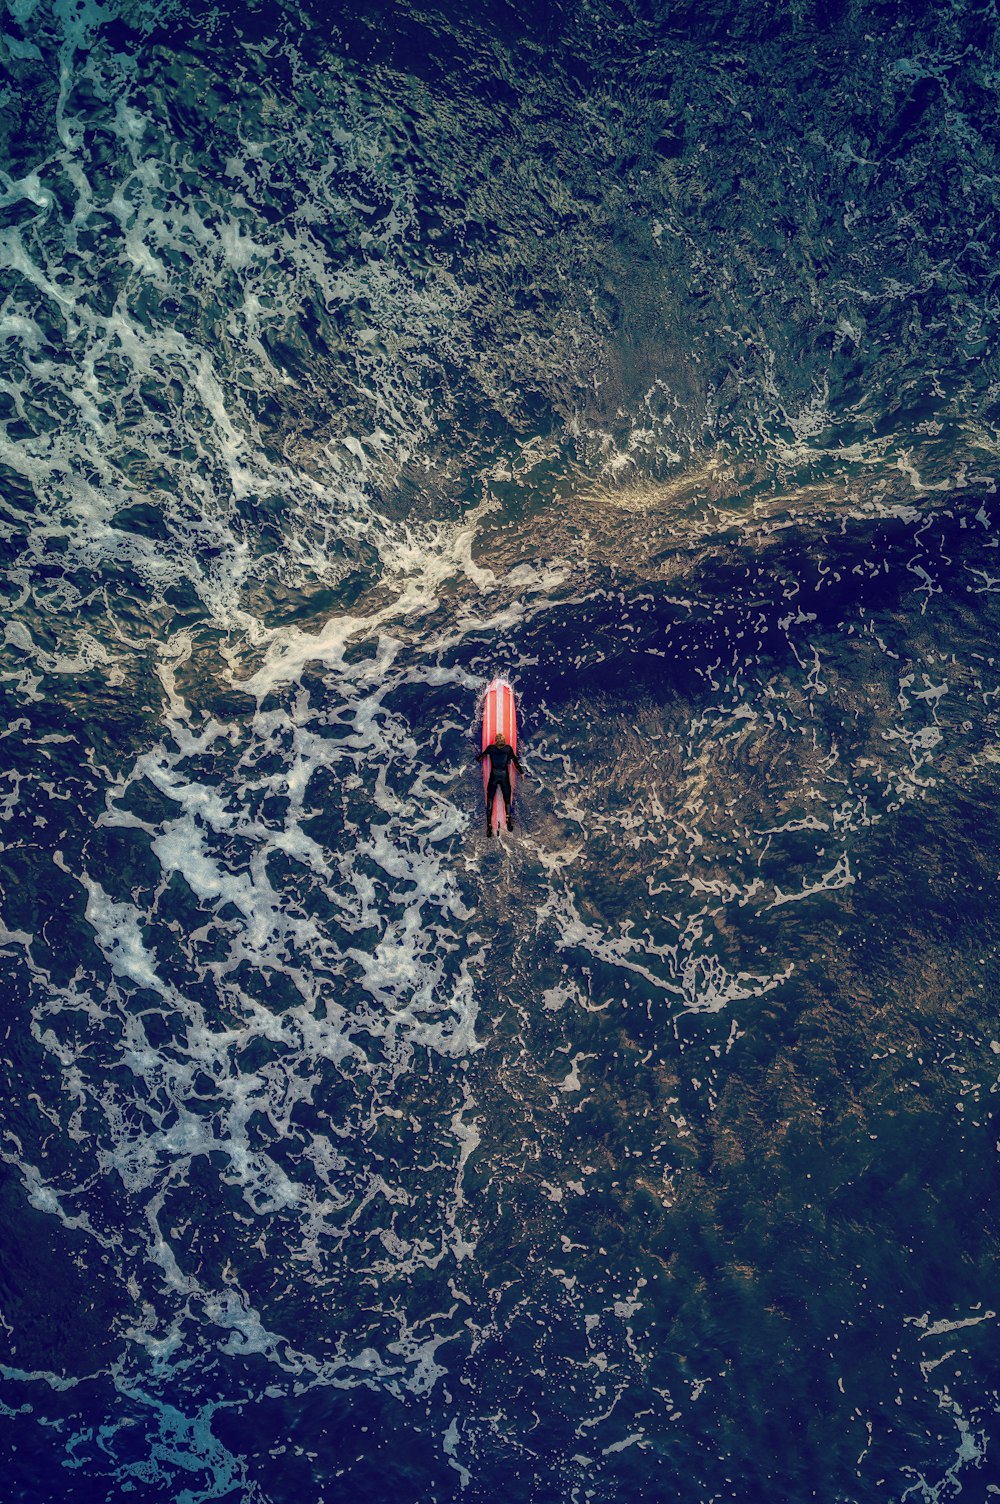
1,1,1000,1499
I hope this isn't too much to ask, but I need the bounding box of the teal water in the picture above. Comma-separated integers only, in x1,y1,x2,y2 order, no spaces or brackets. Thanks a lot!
1,1,1000,1499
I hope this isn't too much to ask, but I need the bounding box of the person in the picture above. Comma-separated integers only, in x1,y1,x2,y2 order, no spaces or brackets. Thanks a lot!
474,731,525,836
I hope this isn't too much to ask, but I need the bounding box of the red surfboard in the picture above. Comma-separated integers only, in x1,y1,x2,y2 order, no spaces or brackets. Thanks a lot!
482,678,518,836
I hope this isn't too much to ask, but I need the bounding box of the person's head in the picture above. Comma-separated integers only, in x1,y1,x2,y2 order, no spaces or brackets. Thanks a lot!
494,731,506,747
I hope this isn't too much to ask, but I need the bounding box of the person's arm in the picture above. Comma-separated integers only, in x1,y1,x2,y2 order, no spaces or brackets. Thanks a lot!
513,752,526,775
472,746,489,764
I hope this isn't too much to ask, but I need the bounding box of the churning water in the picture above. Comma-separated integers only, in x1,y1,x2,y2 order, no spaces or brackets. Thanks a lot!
2,1,1000,1499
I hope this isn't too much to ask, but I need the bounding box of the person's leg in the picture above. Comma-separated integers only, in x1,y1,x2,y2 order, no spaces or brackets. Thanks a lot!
501,776,513,829
485,775,499,834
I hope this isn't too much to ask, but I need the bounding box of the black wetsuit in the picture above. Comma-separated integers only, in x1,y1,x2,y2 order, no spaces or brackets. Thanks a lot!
476,743,524,825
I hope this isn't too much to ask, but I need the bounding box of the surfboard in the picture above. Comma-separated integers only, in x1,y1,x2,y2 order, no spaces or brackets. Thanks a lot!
482,678,518,836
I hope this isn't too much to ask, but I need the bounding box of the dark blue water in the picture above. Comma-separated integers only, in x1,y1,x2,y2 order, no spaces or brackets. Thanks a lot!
2,1,1000,1499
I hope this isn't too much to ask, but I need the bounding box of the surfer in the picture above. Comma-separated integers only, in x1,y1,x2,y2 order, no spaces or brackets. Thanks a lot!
474,731,524,836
